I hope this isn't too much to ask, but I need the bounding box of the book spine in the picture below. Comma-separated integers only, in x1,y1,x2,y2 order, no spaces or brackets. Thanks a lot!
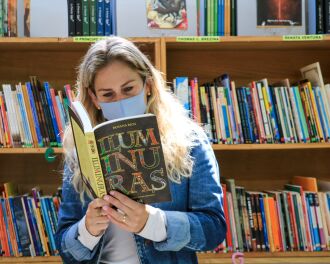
8,197,23,256
90,0,97,35
293,86,310,142
97,0,105,36
75,0,83,36
68,0,76,36
325,0,330,33
26,82,43,147
82,0,90,36
85,132,107,197
0,0,3,37
104,0,111,35
44,82,61,145
316,0,324,33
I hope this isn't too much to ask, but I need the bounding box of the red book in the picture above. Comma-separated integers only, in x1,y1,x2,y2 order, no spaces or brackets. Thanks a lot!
221,183,232,252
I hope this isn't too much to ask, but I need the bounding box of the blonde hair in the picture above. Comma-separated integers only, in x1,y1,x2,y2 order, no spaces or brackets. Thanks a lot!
63,36,204,200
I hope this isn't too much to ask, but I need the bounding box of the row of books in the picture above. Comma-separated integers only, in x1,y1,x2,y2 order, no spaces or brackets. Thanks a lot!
67,0,116,37
0,184,61,257
1,0,329,38
216,176,330,253
0,78,75,148
172,63,330,144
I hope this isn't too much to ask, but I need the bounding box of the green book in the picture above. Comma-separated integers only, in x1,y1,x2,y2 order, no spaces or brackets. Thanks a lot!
82,0,90,35
89,0,97,35
0,0,3,37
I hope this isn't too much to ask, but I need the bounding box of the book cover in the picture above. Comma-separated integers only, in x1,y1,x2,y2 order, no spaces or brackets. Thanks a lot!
146,0,187,29
68,101,172,204
116,0,196,37
237,0,306,36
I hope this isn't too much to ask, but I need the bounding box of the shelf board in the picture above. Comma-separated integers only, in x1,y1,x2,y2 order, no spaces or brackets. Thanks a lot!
212,143,330,151
0,143,330,154
0,148,63,154
1,252,329,263
164,35,330,51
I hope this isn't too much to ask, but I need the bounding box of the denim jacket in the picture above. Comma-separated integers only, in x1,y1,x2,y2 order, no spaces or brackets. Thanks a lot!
55,134,226,264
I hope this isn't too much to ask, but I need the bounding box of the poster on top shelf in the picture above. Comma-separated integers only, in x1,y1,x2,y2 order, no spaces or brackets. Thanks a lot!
116,0,197,37
146,0,188,30
237,0,306,36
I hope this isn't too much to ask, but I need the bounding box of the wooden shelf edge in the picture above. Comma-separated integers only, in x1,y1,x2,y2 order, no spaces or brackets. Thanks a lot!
0,148,63,154
165,35,330,43
0,37,160,44
1,143,330,154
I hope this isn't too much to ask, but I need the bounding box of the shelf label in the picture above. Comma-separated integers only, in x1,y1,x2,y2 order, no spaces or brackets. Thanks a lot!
282,35,324,41
176,36,220,42
73,36,108,42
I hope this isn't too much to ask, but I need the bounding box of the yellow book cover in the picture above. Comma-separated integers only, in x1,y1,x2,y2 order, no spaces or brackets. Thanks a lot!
21,83,38,147
68,101,172,204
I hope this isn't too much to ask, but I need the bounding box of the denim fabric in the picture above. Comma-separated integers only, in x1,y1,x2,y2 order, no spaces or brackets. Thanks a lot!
55,133,226,264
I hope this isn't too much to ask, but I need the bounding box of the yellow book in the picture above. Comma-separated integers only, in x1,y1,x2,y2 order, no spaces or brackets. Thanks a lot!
307,81,324,142
21,84,38,147
262,194,275,252
68,101,172,204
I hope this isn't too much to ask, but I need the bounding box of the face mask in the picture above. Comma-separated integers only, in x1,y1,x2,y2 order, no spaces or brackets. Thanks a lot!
99,87,147,121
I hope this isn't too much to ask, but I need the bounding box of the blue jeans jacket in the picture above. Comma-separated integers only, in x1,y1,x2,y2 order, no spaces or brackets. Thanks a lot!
55,134,226,264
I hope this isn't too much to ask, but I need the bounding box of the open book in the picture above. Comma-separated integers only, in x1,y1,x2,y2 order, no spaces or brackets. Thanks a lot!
68,101,172,204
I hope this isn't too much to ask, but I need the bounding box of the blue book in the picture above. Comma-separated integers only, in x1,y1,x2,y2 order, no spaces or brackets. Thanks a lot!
27,198,44,256
12,196,32,256
21,196,38,256
104,0,111,35
242,87,254,143
218,0,224,36
111,0,117,35
26,82,43,147
97,0,105,35
43,82,61,145
315,86,330,141
259,194,270,251
266,85,280,142
305,193,317,251
16,90,31,147
308,0,316,34
199,0,205,36
8,197,23,255
40,198,56,255
55,96,67,130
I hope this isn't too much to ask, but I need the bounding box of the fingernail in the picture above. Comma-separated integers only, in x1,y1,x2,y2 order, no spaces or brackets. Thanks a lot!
104,195,111,201
102,205,109,211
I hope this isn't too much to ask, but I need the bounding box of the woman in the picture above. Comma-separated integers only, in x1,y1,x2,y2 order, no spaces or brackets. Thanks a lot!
55,36,226,264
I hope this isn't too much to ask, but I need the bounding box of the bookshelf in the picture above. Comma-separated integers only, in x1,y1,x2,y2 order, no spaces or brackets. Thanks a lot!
1,36,330,263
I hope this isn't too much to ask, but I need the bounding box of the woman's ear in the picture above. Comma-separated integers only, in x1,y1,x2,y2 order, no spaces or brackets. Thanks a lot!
145,78,152,97
88,88,101,110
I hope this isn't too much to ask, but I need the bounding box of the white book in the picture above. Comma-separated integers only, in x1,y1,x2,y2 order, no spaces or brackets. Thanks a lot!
30,0,68,37
237,0,306,36
2,85,21,147
116,0,197,37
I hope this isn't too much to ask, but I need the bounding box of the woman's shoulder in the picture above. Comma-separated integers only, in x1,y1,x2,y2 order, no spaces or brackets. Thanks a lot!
189,126,213,158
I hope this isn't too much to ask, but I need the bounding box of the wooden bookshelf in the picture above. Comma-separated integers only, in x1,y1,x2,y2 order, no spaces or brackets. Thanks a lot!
1,36,330,263
1,252,330,264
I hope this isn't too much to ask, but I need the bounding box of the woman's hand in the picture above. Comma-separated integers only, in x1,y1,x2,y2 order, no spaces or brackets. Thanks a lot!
85,198,111,236
102,191,149,233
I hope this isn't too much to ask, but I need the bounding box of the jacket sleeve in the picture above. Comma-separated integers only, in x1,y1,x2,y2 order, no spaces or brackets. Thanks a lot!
54,165,103,263
153,134,227,252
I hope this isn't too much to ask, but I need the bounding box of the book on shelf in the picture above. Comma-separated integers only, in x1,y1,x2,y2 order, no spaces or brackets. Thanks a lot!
68,100,172,204
218,177,330,253
237,0,306,36
0,184,62,257
171,61,330,145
